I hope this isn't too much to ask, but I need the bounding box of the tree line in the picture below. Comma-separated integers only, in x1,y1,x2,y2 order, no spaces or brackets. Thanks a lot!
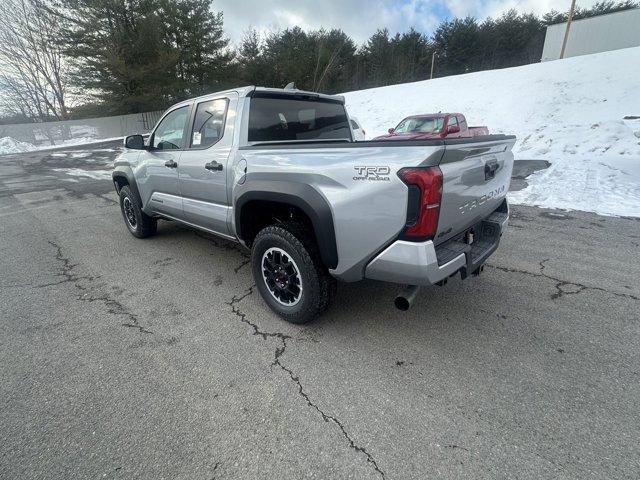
0,0,637,123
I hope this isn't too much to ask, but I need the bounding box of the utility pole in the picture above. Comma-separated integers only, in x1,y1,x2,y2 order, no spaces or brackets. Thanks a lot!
559,0,577,59
430,51,437,79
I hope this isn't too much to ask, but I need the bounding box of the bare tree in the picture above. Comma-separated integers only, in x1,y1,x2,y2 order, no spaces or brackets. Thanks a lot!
0,0,69,122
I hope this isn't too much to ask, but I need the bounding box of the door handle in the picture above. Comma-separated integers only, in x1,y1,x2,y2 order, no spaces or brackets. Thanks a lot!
484,160,498,180
164,159,177,168
205,161,223,172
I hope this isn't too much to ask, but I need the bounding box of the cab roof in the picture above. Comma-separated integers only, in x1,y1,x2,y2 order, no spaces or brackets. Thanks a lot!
169,86,345,111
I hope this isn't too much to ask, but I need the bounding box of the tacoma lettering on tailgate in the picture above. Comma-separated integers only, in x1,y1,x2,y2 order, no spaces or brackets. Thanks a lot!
458,185,506,215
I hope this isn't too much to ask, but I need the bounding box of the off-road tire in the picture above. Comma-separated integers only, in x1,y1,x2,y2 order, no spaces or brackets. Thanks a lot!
119,185,157,238
251,223,336,324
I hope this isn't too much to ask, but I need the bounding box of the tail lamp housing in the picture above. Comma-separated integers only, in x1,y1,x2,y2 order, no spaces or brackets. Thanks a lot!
398,166,443,241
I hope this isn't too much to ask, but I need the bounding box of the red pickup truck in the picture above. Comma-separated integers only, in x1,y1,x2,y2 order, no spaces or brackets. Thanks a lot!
373,113,489,141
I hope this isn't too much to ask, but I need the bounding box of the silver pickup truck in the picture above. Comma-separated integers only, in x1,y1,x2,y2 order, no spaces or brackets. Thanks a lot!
113,86,515,323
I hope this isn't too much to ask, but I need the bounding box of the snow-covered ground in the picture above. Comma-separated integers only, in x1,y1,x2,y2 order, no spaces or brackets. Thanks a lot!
0,136,123,155
343,46,640,217
0,137,38,154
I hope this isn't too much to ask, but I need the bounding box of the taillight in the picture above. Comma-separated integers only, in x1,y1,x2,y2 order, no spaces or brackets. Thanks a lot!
398,166,443,241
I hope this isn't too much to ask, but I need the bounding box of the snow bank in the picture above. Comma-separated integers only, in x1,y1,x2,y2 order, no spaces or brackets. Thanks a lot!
343,46,640,217
0,137,37,154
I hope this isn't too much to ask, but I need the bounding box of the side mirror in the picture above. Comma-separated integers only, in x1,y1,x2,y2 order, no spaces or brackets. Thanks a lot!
447,125,460,134
388,128,395,134
124,134,145,150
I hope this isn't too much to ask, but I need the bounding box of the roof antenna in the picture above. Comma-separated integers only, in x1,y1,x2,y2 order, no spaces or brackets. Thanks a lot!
284,82,296,90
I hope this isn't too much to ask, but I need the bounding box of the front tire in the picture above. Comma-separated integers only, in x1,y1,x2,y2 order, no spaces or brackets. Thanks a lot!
251,224,336,324
119,185,157,238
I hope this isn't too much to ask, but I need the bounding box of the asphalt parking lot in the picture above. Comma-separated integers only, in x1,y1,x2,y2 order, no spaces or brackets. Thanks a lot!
1,143,639,479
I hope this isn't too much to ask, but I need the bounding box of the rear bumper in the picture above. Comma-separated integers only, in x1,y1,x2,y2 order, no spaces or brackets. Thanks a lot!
365,205,509,286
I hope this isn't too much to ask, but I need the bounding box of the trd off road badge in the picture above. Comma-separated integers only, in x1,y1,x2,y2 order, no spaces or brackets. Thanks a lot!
353,166,391,181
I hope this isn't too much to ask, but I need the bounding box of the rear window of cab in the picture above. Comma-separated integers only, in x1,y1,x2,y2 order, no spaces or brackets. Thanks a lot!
248,97,351,142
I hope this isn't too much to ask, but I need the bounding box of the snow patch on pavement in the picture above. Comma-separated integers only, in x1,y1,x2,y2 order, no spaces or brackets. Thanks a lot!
343,46,640,217
52,168,113,180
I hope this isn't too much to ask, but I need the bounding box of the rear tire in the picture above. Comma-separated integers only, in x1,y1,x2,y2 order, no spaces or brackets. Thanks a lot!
251,223,336,324
119,185,157,238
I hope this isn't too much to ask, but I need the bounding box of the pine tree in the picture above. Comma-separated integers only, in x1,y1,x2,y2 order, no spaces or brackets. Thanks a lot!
237,29,266,86
51,0,179,113
159,0,233,96
433,17,482,76
50,0,233,113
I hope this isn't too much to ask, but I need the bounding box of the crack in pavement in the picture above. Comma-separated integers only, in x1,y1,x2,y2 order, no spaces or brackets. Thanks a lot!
47,240,153,334
487,263,639,301
226,285,290,342
233,258,250,274
539,258,549,272
444,444,470,452
274,344,386,479
536,259,589,300
550,282,587,300
226,282,386,479
209,461,221,480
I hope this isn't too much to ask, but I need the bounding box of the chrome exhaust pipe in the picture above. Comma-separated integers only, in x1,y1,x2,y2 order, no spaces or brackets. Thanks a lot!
394,285,420,311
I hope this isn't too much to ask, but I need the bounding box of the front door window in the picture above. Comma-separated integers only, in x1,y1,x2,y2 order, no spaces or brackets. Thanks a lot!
152,106,189,150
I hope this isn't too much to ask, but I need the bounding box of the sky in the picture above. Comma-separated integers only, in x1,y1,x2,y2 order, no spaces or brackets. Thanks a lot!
215,0,604,45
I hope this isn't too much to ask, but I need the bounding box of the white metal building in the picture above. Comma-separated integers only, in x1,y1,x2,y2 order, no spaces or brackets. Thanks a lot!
541,8,640,61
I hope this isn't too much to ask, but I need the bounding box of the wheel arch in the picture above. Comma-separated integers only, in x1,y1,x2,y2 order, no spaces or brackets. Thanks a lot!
112,168,142,206
235,183,338,270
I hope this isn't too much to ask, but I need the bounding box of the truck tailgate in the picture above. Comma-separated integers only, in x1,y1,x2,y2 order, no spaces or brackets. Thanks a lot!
436,136,516,245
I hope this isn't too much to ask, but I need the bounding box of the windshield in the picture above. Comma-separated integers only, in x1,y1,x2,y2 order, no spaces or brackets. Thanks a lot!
394,117,444,134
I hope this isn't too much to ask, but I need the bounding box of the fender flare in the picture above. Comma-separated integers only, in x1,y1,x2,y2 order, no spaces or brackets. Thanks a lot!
112,168,142,206
235,181,338,269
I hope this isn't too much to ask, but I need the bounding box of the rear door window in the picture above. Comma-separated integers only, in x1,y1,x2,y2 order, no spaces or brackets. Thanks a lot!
248,97,351,142
190,98,228,148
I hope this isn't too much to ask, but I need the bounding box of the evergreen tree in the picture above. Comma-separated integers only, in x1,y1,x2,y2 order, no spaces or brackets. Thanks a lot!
239,27,357,93
359,29,393,88
51,0,232,113
262,27,317,89
479,11,545,69
432,17,482,76
159,0,233,96
52,0,179,113
237,29,265,86
388,29,434,83
309,29,357,93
